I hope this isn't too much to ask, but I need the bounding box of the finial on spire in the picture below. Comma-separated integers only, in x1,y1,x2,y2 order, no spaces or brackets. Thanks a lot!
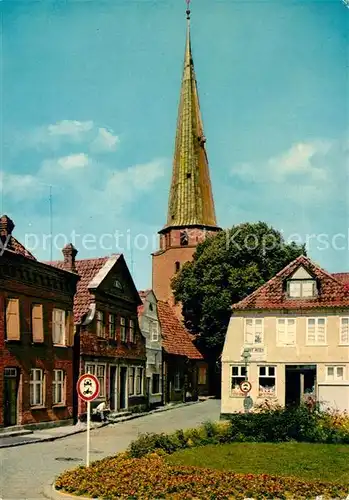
186,0,191,20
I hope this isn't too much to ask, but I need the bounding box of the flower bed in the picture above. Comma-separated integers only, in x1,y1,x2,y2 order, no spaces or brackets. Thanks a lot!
56,452,349,499
56,404,349,499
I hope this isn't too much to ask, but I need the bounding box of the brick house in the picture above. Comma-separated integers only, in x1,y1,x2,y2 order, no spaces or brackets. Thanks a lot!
50,249,146,418
157,301,209,402
0,215,78,428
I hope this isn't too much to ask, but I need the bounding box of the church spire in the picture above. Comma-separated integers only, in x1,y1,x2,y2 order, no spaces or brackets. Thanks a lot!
163,1,218,230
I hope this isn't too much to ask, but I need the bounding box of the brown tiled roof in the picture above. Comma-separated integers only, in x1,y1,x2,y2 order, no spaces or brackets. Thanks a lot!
50,257,108,322
5,236,36,260
332,273,349,285
157,301,203,359
232,255,349,311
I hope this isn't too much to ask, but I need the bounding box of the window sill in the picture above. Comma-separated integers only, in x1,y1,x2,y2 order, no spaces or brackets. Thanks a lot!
151,392,162,396
338,343,349,347
5,339,21,342
53,344,68,348
53,404,67,409
30,406,46,410
305,343,328,347
229,393,244,398
276,344,296,348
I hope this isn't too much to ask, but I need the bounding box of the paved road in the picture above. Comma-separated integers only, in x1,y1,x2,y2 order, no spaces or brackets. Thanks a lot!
0,399,220,500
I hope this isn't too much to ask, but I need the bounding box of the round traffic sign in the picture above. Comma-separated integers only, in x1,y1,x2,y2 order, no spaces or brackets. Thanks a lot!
77,374,100,402
239,380,252,394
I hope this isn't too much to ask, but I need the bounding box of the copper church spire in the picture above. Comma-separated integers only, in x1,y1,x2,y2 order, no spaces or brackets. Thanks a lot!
164,1,218,229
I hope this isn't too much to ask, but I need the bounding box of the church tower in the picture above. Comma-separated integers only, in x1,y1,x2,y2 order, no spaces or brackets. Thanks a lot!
152,2,221,305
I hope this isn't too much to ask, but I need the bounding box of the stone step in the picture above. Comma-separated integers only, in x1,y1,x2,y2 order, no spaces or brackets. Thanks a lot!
0,428,34,439
107,411,132,422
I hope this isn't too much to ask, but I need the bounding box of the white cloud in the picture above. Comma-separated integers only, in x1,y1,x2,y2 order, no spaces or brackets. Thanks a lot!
57,153,89,170
90,127,120,153
25,120,120,153
47,120,94,139
230,136,348,208
0,171,44,201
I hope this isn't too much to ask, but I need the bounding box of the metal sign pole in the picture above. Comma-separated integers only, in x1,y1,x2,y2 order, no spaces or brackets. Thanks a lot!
86,401,91,467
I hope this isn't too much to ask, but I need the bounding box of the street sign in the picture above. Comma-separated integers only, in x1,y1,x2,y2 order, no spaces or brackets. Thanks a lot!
77,374,100,402
239,380,252,394
77,373,100,467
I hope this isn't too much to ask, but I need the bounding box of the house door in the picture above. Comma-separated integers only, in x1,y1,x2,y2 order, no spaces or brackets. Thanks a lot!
4,368,19,427
109,366,117,411
119,367,127,410
285,365,317,406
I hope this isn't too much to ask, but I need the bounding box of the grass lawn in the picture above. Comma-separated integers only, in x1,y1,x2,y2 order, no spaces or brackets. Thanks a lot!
167,442,349,484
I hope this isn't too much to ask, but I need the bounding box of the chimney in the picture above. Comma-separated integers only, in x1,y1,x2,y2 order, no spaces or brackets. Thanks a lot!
62,243,78,273
0,215,15,244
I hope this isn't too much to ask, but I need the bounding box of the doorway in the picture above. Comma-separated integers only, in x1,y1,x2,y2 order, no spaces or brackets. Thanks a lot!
285,365,316,407
119,367,127,410
4,367,19,427
109,366,117,411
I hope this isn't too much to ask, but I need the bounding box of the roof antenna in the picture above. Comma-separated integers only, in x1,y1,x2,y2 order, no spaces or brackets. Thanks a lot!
186,0,191,20
49,185,53,261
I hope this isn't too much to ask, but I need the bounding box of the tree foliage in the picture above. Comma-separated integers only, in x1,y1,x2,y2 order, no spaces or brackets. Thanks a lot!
171,222,306,354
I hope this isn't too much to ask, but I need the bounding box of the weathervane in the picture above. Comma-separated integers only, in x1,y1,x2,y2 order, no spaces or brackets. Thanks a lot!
186,0,191,20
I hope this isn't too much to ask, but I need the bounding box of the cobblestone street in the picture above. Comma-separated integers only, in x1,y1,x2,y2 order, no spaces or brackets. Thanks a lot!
0,399,220,499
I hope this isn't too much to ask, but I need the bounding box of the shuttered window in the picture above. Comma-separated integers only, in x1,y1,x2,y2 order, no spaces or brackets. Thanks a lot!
32,304,44,343
129,319,135,343
6,298,20,341
120,317,126,342
52,309,65,345
65,311,74,346
307,318,326,345
244,318,263,344
340,318,349,345
277,318,296,346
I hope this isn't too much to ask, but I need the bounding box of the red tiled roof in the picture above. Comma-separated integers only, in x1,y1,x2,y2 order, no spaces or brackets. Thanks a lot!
157,301,203,359
5,236,36,260
332,273,349,285
232,255,349,311
50,257,108,322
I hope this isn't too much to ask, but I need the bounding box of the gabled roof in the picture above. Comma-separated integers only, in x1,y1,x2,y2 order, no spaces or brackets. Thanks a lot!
5,236,36,260
50,257,108,322
232,255,349,311
50,253,142,323
157,300,203,359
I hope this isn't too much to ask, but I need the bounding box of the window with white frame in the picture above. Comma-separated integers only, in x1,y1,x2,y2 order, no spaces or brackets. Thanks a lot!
96,311,106,338
109,313,116,339
52,309,65,345
230,366,247,395
52,370,65,405
326,366,345,381
30,369,44,406
277,318,296,346
136,367,143,395
307,318,326,344
288,280,316,298
120,317,126,342
258,366,276,396
174,370,181,390
340,317,349,345
96,365,105,397
245,318,263,344
85,364,104,397
129,367,135,395
129,319,135,343
151,322,159,342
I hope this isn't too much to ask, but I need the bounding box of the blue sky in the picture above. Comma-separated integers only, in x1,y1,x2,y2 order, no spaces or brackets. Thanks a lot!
1,0,348,289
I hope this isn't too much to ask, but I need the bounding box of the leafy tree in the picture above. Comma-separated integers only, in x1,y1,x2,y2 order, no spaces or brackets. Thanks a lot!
172,222,305,356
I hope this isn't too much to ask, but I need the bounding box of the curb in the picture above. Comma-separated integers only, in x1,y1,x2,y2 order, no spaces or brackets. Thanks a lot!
0,400,202,449
43,482,92,500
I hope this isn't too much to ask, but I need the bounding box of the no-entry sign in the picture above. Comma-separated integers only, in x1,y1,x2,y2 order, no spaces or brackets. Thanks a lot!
77,373,100,402
239,380,252,394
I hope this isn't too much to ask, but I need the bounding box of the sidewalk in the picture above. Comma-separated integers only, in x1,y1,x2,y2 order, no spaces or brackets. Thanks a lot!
0,400,203,449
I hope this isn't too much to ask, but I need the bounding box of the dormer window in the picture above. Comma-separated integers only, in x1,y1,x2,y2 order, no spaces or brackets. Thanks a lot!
180,231,188,246
288,280,316,298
